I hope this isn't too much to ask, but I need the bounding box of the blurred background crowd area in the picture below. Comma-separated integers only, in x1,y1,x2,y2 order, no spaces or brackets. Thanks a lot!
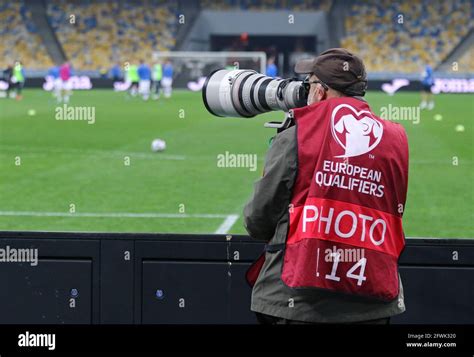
46,0,177,70
0,0,472,75
0,2,53,68
341,0,472,72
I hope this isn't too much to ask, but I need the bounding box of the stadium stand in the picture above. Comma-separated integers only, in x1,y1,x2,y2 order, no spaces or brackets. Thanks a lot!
199,0,333,11
340,0,473,72
1,0,472,74
457,46,474,72
0,1,53,69
46,0,178,71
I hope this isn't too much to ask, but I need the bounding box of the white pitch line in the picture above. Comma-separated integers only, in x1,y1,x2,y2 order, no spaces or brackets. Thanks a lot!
0,211,229,219
214,214,239,234
0,145,186,161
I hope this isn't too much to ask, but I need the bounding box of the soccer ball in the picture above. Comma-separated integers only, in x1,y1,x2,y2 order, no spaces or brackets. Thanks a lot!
151,138,166,152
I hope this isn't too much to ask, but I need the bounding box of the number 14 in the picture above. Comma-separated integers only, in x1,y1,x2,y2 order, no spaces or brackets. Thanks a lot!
324,252,367,286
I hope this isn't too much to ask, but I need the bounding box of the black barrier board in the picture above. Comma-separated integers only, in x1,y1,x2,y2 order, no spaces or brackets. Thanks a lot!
0,232,473,325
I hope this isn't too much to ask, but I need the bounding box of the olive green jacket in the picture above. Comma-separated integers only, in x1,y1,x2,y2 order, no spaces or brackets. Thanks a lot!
243,125,405,323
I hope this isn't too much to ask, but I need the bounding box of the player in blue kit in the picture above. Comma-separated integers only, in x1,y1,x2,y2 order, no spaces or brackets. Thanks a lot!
161,60,173,98
137,60,151,101
266,56,278,78
420,64,435,110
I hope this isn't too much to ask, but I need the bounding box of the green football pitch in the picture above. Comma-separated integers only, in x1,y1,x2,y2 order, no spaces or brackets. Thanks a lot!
0,89,472,237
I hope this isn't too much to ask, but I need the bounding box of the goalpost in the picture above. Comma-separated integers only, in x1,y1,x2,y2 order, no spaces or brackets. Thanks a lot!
153,51,267,73
152,51,267,90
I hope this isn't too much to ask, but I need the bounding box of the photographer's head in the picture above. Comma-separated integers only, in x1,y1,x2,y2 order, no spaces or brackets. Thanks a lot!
303,74,337,105
296,48,368,105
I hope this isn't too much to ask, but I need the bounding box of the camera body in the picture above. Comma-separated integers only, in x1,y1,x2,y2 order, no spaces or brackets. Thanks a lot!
202,69,308,118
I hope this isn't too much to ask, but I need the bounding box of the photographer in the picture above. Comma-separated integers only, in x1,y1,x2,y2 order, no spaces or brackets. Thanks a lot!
243,48,409,324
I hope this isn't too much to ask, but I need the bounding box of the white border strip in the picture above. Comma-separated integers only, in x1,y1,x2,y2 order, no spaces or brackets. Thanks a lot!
214,214,239,234
0,145,186,161
0,211,229,219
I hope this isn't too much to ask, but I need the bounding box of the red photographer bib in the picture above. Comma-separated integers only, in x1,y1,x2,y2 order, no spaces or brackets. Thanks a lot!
282,97,409,301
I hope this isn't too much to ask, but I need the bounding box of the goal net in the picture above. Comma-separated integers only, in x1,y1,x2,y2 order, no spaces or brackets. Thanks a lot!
152,51,267,90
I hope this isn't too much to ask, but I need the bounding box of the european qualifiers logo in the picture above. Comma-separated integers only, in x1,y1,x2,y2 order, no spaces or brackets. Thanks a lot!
314,160,384,198
331,104,383,158
55,104,95,124
318,104,387,198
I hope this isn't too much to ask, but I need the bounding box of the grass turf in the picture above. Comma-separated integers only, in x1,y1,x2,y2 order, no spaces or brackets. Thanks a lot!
0,89,472,237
